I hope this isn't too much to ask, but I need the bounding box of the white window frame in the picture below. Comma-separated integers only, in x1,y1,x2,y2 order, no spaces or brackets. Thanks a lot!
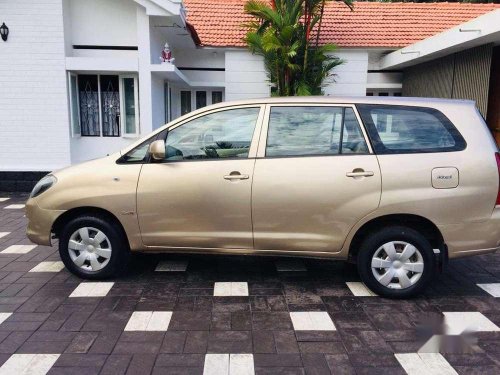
68,72,81,137
185,89,225,111
119,75,140,137
68,73,140,138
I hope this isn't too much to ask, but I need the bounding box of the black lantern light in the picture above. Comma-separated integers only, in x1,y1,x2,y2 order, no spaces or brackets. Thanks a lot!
0,23,9,42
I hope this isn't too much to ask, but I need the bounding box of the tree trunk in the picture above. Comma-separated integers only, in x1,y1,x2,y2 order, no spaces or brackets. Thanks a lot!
315,0,326,48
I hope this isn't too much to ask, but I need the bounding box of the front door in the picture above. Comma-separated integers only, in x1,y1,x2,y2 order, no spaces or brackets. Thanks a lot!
137,106,263,249
252,105,381,253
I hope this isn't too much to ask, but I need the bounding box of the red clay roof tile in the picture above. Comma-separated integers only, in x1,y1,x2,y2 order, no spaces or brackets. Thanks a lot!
183,1,499,48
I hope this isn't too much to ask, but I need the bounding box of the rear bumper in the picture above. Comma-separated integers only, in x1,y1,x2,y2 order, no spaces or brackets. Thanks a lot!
438,208,500,259
25,200,65,246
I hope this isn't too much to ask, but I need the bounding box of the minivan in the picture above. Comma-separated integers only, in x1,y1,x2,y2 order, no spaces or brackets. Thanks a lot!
26,97,500,298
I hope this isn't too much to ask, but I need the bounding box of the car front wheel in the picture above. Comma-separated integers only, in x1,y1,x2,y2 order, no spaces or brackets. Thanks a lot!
59,215,130,279
357,226,436,299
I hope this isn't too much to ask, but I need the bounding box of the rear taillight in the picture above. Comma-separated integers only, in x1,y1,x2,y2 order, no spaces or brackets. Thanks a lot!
496,153,500,206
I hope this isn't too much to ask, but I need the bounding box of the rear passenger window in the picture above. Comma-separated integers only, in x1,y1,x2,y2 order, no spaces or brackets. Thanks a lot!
357,104,466,154
266,106,368,157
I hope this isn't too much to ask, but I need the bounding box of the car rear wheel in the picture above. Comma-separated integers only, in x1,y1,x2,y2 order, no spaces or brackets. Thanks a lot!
357,226,436,298
59,215,130,279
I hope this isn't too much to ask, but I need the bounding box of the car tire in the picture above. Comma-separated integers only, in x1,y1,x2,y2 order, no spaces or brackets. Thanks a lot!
59,215,130,279
357,226,436,299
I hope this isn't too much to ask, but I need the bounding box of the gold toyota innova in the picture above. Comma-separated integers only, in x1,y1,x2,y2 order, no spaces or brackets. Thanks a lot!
26,97,500,298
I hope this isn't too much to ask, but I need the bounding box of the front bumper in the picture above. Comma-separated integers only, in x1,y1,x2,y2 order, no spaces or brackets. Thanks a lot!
25,200,65,246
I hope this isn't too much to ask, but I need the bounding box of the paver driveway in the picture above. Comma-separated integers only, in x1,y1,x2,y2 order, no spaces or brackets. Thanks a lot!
0,193,500,374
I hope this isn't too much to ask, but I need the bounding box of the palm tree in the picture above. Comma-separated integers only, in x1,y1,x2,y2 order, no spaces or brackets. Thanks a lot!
244,0,353,96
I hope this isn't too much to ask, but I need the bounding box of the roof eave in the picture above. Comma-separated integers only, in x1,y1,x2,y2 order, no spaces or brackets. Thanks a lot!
380,9,500,70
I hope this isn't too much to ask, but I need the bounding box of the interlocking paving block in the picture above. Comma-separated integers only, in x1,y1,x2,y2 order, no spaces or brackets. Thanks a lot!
0,232,10,239
275,259,307,272
203,354,254,375
0,198,10,202
443,312,500,335
477,283,500,297
4,204,25,209
346,282,377,296
29,261,65,273
395,353,458,375
1,245,37,254
0,313,12,326
203,353,229,375
124,311,172,331
230,354,254,375
0,353,60,375
290,312,336,331
69,282,115,298
155,260,188,272
214,282,249,297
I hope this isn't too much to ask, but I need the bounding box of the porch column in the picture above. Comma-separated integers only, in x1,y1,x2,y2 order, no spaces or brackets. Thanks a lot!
136,6,153,135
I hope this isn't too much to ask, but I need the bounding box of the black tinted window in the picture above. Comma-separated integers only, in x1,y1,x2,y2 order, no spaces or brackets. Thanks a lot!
357,104,465,154
266,106,368,157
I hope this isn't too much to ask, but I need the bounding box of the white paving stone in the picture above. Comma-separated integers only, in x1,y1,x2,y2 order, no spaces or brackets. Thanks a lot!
443,312,500,335
124,311,172,331
0,353,60,375
0,198,10,202
203,354,229,375
203,354,254,375
290,311,336,331
1,245,36,254
214,282,249,297
229,354,254,375
275,259,307,272
69,282,114,297
395,353,457,375
477,283,500,297
0,313,12,326
155,260,188,272
0,232,10,239
4,204,25,209
29,261,65,273
346,282,377,296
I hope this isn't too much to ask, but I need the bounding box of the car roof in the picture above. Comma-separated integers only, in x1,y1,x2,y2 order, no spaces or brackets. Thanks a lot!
210,96,476,108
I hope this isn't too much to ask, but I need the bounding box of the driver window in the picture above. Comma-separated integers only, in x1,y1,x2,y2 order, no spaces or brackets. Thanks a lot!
163,107,260,161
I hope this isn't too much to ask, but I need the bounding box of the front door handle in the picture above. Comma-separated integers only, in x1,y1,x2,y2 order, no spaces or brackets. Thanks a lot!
224,172,249,181
346,170,374,178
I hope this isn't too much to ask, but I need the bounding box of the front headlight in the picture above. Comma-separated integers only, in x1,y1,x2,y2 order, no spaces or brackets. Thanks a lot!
30,175,57,198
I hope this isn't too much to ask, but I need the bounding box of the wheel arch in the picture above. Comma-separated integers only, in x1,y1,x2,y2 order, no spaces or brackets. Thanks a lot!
348,214,445,263
52,206,130,246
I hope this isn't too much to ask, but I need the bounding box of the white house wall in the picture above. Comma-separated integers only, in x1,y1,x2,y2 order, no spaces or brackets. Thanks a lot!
323,50,369,96
151,73,167,129
174,49,225,86
225,51,270,100
70,137,135,165
67,0,138,49
0,0,71,172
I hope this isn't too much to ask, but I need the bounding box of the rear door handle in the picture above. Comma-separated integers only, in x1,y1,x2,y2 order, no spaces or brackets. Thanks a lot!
224,173,249,180
346,171,374,178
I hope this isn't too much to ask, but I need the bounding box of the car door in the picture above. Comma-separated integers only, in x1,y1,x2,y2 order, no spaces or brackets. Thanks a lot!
137,105,264,249
252,104,381,254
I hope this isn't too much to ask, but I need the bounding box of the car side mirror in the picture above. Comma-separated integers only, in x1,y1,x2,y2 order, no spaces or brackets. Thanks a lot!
148,140,165,160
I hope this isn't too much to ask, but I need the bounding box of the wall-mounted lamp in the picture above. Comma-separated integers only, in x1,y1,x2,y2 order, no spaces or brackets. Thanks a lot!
0,23,9,42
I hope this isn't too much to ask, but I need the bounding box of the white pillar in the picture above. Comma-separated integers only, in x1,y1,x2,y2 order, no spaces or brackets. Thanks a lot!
136,6,153,135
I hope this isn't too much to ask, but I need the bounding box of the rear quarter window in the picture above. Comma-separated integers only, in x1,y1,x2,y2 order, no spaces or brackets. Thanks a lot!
357,104,466,154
